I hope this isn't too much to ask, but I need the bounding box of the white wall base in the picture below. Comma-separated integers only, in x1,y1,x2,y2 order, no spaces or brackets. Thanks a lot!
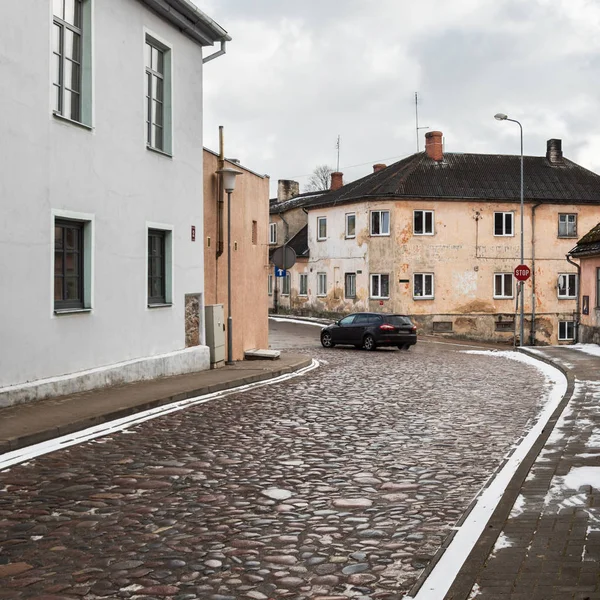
0,346,211,407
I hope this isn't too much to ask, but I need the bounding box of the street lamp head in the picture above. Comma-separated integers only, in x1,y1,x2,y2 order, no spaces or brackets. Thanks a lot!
216,167,243,193
494,113,508,121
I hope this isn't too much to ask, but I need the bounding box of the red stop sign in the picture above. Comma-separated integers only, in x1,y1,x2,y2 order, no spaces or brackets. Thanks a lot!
514,264,531,281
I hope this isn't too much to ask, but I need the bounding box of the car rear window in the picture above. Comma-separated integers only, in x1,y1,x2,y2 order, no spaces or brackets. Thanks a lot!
386,316,413,326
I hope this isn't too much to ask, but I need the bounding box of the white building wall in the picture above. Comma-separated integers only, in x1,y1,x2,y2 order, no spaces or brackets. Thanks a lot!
0,1,211,403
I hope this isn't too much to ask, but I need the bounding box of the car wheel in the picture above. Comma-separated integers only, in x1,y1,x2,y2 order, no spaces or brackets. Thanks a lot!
363,334,376,351
321,332,335,348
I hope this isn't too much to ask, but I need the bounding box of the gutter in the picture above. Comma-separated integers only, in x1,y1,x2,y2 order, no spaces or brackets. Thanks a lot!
566,253,581,343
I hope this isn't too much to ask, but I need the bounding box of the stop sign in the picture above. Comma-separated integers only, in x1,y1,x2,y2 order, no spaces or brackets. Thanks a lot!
514,264,531,281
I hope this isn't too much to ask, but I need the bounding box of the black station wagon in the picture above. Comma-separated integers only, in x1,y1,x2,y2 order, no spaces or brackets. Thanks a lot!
320,313,417,351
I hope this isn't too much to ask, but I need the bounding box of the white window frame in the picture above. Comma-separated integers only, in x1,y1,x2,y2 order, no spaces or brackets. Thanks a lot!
269,222,277,245
414,210,434,235
494,212,514,237
317,217,327,241
370,273,390,299
413,273,434,299
345,213,356,239
494,273,514,299
557,273,577,299
281,272,291,296
344,272,356,298
268,273,273,296
558,213,577,238
146,221,174,308
299,273,308,296
317,272,327,297
558,320,574,341
370,210,390,236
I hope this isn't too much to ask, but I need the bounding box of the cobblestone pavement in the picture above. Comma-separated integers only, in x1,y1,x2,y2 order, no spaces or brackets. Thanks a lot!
0,323,552,599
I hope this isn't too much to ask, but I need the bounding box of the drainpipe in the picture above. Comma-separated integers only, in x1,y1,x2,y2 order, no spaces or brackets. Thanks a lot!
203,39,227,64
529,202,542,345
217,126,224,257
566,254,581,343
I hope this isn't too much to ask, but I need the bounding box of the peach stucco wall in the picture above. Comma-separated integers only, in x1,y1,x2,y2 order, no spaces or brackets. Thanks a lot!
203,150,270,360
580,256,600,330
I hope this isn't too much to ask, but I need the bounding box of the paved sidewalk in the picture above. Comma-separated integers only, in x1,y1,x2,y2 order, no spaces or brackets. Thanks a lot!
0,353,312,454
443,345,600,600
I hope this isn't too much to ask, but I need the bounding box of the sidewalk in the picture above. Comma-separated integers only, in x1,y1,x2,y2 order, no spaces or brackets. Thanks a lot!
442,345,600,600
0,353,312,454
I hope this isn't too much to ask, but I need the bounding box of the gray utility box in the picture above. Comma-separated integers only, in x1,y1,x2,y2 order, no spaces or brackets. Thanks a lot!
205,304,225,368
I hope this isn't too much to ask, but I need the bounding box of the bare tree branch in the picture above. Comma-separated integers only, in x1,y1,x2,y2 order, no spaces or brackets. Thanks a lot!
305,165,334,192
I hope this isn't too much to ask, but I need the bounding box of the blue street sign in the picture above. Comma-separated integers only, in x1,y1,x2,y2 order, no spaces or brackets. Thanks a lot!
275,268,287,278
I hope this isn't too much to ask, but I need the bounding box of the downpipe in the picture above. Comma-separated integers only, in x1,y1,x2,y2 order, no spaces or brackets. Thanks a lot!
566,254,581,343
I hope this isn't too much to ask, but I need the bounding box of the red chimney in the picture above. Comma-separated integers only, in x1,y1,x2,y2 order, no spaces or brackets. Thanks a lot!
425,131,443,161
330,172,343,191
373,163,386,173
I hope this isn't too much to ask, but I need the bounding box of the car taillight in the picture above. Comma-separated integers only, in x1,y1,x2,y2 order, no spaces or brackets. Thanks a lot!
411,326,417,332
379,324,395,331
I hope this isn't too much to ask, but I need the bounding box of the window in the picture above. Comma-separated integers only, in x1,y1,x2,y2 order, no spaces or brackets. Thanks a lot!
269,223,277,245
53,0,91,124
494,212,514,236
495,319,514,332
145,36,172,153
558,214,577,238
317,217,327,241
414,210,434,235
414,273,434,299
148,229,167,304
54,219,84,310
282,273,291,296
317,272,327,297
299,273,308,296
268,274,273,296
557,273,577,298
558,320,574,341
494,273,514,298
371,210,390,236
370,274,390,299
252,221,257,245
345,213,356,238
345,273,356,298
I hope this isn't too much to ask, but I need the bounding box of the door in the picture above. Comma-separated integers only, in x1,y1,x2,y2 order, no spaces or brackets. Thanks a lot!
335,314,357,343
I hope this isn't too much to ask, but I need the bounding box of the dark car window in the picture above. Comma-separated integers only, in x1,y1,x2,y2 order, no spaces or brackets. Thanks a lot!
367,315,382,325
354,314,370,324
386,316,413,326
339,315,356,326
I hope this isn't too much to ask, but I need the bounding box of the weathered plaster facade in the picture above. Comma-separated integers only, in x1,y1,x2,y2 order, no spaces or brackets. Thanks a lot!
204,151,270,360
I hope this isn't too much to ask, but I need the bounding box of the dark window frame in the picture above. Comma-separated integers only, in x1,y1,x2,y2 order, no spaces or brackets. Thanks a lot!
414,209,434,235
494,211,514,236
54,218,85,310
345,272,356,298
148,229,167,305
558,213,577,238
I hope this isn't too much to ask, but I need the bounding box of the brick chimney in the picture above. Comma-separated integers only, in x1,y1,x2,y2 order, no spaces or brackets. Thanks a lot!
373,163,386,173
425,131,443,161
330,172,344,191
546,139,563,164
277,179,300,202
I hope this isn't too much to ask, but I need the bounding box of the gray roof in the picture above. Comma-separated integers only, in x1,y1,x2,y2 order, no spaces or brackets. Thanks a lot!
569,222,600,257
270,190,327,215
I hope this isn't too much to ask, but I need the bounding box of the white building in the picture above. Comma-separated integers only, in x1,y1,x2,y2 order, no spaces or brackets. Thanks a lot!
0,0,230,406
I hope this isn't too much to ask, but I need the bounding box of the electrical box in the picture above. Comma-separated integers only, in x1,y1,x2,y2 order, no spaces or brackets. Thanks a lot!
205,304,225,368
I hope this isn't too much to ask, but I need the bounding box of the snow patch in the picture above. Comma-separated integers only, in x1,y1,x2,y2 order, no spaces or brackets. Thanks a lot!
492,533,514,552
566,343,600,357
510,494,526,518
269,316,328,328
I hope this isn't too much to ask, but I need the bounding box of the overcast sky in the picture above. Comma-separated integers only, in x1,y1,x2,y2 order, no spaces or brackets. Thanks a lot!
195,0,600,197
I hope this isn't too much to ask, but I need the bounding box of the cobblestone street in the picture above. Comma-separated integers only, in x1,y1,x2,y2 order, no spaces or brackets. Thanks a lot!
0,322,553,599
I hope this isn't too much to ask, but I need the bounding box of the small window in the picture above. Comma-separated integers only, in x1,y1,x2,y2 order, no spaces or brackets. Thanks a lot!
145,36,172,154
495,319,515,332
252,220,257,245
414,210,434,235
494,273,514,298
370,274,389,299
317,217,327,241
558,320,574,341
54,218,85,310
317,272,327,297
148,229,167,304
281,273,291,296
268,273,273,296
299,273,308,296
345,213,356,238
557,273,577,298
414,273,434,299
269,222,277,245
433,321,453,333
558,214,577,238
370,210,390,236
494,212,514,236
345,273,356,298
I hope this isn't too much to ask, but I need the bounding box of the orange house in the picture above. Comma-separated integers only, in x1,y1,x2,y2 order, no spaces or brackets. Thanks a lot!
203,148,270,361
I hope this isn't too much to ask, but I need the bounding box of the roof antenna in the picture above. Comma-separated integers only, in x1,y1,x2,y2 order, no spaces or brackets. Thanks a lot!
335,135,341,172
415,92,429,152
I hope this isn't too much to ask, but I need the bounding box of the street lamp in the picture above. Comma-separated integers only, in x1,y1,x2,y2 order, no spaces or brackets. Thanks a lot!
494,112,524,346
216,167,243,364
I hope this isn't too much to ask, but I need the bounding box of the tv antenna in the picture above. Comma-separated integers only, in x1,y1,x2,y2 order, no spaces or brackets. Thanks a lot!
415,92,429,151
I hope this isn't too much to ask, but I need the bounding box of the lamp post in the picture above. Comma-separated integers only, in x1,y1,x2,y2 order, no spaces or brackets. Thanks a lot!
494,112,524,346
216,167,243,364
